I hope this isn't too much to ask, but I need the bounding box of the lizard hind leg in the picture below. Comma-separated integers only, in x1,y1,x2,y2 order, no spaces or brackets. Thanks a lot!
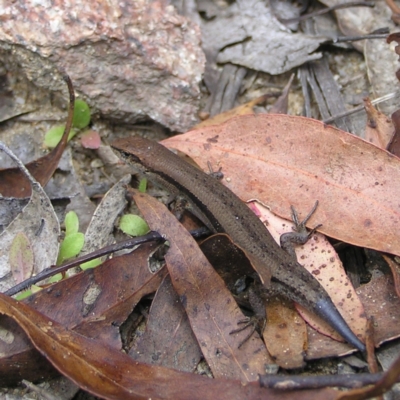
280,200,322,257
230,283,267,348
230,317,259,349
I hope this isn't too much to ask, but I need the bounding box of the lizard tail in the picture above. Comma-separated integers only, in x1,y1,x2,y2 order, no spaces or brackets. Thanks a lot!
315,298,366,352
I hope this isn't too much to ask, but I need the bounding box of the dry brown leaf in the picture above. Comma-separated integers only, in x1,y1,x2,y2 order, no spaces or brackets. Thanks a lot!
263,295,307,369
357,274,400,347
382,254,400,298
131,274,203,372
387,32,400,81
363,98,394,148
388,109,400,157
0,243,166,385
386,0,400,24
195,94,268,128
162,114,400,256
132,190,272,381
269,74,294,115
305,324,357,360
0,293,339,400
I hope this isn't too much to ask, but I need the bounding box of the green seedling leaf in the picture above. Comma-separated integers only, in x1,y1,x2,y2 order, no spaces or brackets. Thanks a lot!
44,125,78,148
15,289,32,301
57,232,85,265
9,232,34,284
73,99,91,129
138,178,147,193
31,284,42,294
49,273,63,283
15,285,41,301
65,211,79,236
80,258,102,270
119,214,149,236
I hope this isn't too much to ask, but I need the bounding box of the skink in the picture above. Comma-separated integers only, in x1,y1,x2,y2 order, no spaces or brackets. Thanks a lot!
111,136,366,352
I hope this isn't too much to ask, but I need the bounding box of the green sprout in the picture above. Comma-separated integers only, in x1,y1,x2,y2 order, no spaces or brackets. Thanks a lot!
72,98,91,129
57,211,102,271
138,178,147,193
15,285,42,301
57,211,85,265
80,258,102,270
119,214,149,236
44,125,78,148
44,99,91,148
65,209,80,236
57,232,85,265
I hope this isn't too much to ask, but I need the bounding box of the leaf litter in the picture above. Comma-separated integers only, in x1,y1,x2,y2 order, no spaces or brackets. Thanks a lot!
0,242,166,385
2,0,400,398
0,292,338,400
130,274,203,373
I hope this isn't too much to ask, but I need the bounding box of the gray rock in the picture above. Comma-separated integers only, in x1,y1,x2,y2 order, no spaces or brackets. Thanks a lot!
0,0,205,132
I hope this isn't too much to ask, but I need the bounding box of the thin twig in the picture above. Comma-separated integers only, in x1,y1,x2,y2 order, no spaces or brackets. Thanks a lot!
332,33,388,43
4,232,164,296
278,1,375,24
3,226,211,297
323,91,399,124
259,373,384,390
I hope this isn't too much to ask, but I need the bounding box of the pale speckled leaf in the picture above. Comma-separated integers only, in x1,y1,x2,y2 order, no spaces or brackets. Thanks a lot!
9,232,34,284
0,143,60,292
80,174,131,256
